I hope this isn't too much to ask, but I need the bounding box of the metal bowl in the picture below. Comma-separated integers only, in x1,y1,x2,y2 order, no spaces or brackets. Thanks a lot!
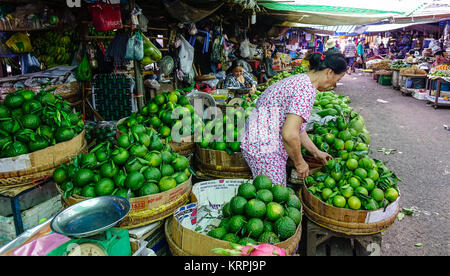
50,196,131,238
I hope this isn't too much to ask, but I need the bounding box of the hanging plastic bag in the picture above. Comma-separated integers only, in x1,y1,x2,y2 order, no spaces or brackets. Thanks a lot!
179,35,194,75
142,33,162,62
23,53,41,73
88,1,123,32
189,24,198,36
6,32,32,53
125,34,136,60
134,32,144,61
138,13,148,32
76,54,92,81
240,39,251,59
210,36,222,63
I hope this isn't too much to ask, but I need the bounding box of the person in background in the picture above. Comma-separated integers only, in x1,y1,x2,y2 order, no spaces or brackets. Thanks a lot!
344,37,357,74
378,43,388,57
433,50,449,66
317,38,324,53
324,39,337,52
357,38,365,69
224,59,257,94
272,50,282,71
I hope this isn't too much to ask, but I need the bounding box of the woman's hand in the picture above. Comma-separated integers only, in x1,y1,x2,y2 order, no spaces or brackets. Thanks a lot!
250,84,256,95
296,160,310,179
314,151,333,165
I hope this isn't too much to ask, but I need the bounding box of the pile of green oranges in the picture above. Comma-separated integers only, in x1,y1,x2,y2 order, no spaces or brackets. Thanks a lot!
305,155,401,211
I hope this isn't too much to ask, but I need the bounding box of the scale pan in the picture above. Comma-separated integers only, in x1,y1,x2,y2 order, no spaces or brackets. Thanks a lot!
50,196,131,238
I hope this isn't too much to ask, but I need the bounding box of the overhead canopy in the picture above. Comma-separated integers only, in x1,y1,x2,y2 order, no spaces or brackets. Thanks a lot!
258,0,422,25
283,16,449,36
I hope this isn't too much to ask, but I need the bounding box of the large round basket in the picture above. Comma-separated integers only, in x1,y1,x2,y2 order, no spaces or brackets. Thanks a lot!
57,176,192,229
301,182,400,236
165,209,302,256
194,144,252,179
0,130,86,188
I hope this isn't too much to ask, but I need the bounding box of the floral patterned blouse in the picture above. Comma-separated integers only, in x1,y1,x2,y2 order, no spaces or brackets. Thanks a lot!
240,73,317,160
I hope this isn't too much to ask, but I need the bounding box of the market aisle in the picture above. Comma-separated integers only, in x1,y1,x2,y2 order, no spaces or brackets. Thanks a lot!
334,72,450,256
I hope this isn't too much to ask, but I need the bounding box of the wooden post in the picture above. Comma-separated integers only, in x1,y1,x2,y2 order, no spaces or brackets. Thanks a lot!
131,0,145,110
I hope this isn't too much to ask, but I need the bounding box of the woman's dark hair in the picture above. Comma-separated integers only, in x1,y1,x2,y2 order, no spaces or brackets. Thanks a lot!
227,59,246,75
305,50,347,74
434,50,444,56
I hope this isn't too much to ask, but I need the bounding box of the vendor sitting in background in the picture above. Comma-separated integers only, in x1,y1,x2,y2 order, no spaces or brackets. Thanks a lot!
433,50,449,66
224,59,257,94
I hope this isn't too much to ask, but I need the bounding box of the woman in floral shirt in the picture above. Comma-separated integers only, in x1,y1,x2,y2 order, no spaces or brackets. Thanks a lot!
224,60,257,94
241,50,347,186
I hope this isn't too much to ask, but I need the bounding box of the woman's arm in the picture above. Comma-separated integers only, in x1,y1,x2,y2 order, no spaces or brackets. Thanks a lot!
223,74,235,88
243,72,258,94
299,131,332,165
282,114,309,178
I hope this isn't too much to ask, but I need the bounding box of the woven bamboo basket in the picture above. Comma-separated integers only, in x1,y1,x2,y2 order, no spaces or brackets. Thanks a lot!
165,219,191,256
301,182,400,236
165,208,302,256
57,176,192,229
0,130,86,182
0,142,87,190
164,136,195,157
194,144,252,179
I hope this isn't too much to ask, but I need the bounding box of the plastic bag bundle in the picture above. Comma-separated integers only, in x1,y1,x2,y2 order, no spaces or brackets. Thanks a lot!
6,32,32,53
23,53,41,74
76,53,92,81
142,33,162,65
124,32,144,61
178,35,194,74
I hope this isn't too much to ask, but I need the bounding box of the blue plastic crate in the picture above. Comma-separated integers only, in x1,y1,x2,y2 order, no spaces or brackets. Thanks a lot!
432,81,450,91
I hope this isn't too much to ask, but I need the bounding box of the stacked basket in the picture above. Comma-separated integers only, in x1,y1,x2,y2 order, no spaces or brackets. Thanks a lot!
0,130,87,197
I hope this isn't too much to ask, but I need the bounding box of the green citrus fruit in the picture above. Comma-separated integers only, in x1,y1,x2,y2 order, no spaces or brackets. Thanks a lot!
253,175,273,190
385,188,399,202
354,168,368,179
321,188,333,201
344,140,354,151
371,188,385,202
355,186,369,197
230,196,248,215
334,139,345,150
238,183,257,199
53,167,67,184
244,199,266,218
348,177,361,189
348,196,361,210
271,185,290,203
95,178,115,196
265,202,284,221
367,169,379,181
362,178,375,191
346,159,359,170
341,186,354,199
159,176,177,192
333,195,346,208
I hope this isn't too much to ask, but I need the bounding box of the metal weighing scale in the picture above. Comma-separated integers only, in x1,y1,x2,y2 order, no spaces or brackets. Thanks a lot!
46,196,132,256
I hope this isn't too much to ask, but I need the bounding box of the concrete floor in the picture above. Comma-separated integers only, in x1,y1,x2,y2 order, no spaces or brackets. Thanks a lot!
334,72,450,256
